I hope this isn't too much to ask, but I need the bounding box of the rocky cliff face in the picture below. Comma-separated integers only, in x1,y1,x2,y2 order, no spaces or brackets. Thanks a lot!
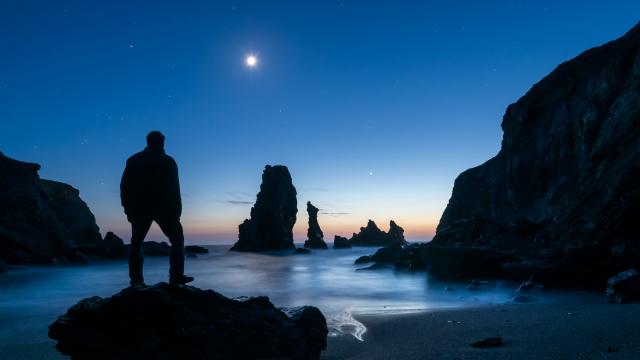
427,23,640,288
304,201,327,249
0,153,104,264
231,165,298,251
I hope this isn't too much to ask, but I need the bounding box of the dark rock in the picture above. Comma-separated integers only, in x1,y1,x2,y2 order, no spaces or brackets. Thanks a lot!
0,259,7,273
98,232,126,259
354,243,427,271
425,23,640,289
187,253,197,258
293,248,311,255
185,245,208,254
49,283,327,360
466,279,494,291
512,295,536,303
333,235,352,249
39,179,103,251
0,153,104,264
606,269,640,303
304,202,327,249
515,277,543,294
231,165,297,252
349,220,408,247
471,337,503,348
355,263,392,271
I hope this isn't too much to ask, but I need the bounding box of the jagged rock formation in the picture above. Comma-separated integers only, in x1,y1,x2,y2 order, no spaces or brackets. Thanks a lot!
304,202,327,249
99,232,126,259
424,22,640,288
354,243,426,270
231,165,298,252
333,235,352,249
0,153,102,264
49,283,327,360
349,220,407,247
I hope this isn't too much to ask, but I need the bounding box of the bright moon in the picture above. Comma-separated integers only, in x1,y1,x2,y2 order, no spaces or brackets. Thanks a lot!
245,55,257,68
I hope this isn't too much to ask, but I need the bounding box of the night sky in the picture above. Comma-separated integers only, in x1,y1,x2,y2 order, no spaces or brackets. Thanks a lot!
2,1,639,243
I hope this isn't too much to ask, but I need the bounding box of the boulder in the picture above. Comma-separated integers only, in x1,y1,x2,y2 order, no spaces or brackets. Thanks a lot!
606,269,640,303
425,22,640,288
185,245,208,254
293,247,311,255
304,202,327,249
333,235,352,249
231,165,298,252
49,283,327,360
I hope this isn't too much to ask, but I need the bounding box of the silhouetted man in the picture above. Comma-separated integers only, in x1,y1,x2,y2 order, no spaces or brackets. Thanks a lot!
120,131,193,287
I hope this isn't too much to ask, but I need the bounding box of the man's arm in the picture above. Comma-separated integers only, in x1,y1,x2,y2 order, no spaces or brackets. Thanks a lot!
120,159,132,210
169,158,182,218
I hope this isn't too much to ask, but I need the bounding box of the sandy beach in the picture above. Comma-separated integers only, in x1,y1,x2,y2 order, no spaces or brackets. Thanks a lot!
2,297,640,359
322,301,640,360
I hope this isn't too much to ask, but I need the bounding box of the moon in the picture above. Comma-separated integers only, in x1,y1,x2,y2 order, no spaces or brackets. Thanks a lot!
245,55,257,68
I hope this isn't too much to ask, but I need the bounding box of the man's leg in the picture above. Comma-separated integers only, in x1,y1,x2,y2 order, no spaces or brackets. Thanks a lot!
129,219,153,285
156,218,186,280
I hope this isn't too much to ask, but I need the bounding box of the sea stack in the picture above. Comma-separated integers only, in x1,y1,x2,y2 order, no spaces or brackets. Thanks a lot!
231,165,298,252
304,202,327,249
424,22,640,288
350,220,408,247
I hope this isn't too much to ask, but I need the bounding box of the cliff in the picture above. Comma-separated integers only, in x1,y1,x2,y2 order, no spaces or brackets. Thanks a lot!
427,22,640,288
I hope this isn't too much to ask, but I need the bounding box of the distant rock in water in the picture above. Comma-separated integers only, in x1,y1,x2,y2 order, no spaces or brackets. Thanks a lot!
49,283,328,360
349,220,407,247
304,202,327,249
333,235,352,249
424,22,640,289
99,232,126,259
231,165,298,252
0,153,114,264
185,245,208,254
293,247,311,255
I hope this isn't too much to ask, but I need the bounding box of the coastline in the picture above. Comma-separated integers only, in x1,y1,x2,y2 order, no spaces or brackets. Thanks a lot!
3,298,639,359
322,301,640,359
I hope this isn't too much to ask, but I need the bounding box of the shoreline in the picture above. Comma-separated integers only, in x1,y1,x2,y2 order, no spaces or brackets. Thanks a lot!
2,298,639,359
322,300,640,359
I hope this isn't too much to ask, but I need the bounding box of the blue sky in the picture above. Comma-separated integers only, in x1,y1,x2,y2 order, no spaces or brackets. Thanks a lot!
1,1,639,243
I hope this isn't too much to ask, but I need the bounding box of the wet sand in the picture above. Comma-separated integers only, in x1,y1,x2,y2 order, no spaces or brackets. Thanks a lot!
322,301,640,359
4,298,639,359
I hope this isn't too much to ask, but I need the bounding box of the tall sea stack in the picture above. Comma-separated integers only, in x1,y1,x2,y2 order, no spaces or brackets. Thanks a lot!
424,22,640,288
304,201,327,249
231,165,298,252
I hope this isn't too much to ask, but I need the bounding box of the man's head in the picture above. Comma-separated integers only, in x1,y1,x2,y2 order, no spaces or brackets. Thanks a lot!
146,131,165,149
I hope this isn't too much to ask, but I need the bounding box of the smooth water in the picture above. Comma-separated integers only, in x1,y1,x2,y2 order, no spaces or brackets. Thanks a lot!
0,244,578,357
